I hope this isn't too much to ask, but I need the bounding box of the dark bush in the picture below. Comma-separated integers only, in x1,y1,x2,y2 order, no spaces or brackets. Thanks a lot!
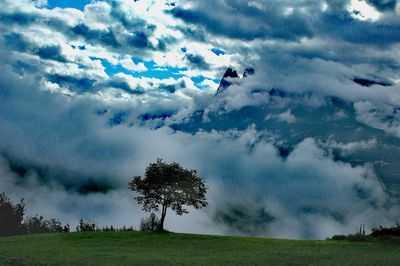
140,213,160,232
117,225,135,232
98,225,135,232
76,219,97,232
328,233,370,241
329,223,400,241
101,225,116,232
371,225,400,237
329,235,347,240
24,216,64,234
347,233,370,241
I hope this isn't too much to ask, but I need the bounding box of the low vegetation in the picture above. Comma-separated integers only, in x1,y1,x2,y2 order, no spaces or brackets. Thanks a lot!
328,223,400,241
76,219,135,232
140,213,161,232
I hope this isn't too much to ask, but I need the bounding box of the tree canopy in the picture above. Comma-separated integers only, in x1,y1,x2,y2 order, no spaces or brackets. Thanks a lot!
0,192,25,236
129,159,208,231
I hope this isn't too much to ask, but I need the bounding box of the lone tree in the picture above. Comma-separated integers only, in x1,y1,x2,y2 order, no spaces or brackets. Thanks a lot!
129,159,208,231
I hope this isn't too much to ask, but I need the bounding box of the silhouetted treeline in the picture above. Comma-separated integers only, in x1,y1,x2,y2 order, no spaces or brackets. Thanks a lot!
329,223,400,241
0,192,68,237
371,224,400,237
25,216,69,234
76,219,135,232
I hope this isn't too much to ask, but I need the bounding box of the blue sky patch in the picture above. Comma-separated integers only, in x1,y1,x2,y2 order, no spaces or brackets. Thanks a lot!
191,75,206,84
47,0,90,10
191,75,220,89
96,57,187,80
211,48,226,56
96,56,217,90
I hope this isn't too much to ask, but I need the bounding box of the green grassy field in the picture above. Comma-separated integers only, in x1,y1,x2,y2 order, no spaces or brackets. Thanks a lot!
0,232,399,265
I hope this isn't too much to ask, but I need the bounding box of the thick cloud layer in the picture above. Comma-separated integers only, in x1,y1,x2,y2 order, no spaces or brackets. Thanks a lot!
1,58,399,239
171,0,314,41
1,0,400,239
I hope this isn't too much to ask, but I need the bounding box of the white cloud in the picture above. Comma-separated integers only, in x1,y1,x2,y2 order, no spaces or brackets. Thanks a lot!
32,0,47,7
277,109,297,124
354,101,400,137
347,0,381,21
119,57,148,72
322,138,378,156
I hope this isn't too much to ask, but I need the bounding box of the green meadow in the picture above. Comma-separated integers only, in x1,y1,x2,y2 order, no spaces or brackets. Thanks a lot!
1,232,400,265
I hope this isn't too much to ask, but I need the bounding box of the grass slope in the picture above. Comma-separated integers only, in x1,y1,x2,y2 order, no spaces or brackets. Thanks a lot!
0,232,400,265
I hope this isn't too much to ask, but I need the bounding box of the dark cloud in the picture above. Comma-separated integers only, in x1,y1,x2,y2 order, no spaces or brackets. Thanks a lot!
71,23,121,48
171,0,313,41
128,31,150,49
3,32,30,51
106,76,145,95
366,0,397,11
47,74,97,92
0,11,37,26
159,83,176,93
67,22,164,53
185,53,210,70
156,35,177,51
34,45,67,62
353,77,391,87
172,0,400,48
0,1,168,57
317,12,400,46
109,0,148,30
3,33,66,62
175,26,207,42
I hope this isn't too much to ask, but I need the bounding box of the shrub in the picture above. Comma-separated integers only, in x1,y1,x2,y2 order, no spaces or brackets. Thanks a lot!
140,213,160,232
347,233,370,241
24,216,64,234
118,225,135,232
371,225,400,237
75,219,136,232
76,219,97,232
329,235,347,240
328,233,370,241
97,225,135,232
101,225,116,232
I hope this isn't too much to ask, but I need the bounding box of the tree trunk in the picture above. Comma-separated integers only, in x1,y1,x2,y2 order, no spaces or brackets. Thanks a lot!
159,204,167,231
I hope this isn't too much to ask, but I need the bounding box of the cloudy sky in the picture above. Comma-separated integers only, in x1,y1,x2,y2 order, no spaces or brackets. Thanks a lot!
1,0,400,239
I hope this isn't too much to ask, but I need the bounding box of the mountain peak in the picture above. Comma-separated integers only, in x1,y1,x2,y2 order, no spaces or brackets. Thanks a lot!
216,67,256,94
216,67,239,94
243,67,255,78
